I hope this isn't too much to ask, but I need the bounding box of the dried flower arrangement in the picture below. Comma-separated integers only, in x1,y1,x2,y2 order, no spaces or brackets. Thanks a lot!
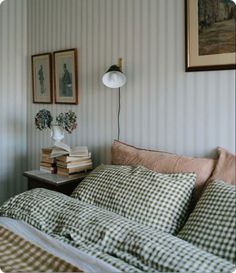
35,109,53,130
35,109,77,134
56,111,77,133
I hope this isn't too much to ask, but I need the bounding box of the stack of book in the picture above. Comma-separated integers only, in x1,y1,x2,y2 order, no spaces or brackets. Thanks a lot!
40,148,57,173
56,153,92,177
50,142,93,177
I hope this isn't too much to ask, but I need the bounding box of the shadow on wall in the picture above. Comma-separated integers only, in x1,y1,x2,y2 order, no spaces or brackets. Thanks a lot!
0,153,28,205
0,115,28,205
204,149,218,160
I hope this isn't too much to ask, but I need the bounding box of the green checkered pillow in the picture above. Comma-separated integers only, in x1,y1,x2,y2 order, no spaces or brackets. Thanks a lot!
71,164,196,234
178,180,236,263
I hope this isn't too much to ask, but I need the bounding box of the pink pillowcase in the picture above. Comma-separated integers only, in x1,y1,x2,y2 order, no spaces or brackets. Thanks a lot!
209,147,235,184
112,140,216,204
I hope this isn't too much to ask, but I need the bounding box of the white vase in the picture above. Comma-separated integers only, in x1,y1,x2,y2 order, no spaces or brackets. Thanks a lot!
51,125,64,143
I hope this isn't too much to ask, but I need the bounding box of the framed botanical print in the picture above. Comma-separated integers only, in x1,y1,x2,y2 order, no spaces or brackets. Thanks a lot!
31,53,53,103
53,48,78,104
185,0,236,71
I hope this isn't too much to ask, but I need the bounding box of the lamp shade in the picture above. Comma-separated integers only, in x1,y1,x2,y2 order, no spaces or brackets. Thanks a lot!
102,65,126,88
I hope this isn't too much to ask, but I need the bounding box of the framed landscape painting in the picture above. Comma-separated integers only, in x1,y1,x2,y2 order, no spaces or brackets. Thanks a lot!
53,49,78,104
185,0,236,71
32,53,53,103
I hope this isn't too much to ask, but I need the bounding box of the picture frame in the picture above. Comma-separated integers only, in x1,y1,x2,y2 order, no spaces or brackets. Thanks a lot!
31,53,53,103
53,48,78,104
185,0,236,72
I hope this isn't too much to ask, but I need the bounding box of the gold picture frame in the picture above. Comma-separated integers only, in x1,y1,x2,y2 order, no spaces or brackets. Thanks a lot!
53,48,78,104
185,0,236,71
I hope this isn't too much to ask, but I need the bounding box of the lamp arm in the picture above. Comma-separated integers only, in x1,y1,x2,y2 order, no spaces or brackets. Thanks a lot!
118,58,123,71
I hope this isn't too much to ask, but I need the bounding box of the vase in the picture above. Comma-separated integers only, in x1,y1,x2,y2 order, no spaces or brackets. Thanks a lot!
51,125,64,143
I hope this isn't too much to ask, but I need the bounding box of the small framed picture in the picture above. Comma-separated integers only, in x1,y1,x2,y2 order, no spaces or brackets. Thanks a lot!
185,0,236,71
31,53,53,103
53,48,78,104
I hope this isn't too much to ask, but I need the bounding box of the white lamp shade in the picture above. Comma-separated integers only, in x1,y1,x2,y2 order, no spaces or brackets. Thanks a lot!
102,71,126,88
102,64,126,88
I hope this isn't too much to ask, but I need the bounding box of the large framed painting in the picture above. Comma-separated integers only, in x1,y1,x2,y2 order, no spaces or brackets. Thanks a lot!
32,53,53,103
185,0,236,71
53,48,78,104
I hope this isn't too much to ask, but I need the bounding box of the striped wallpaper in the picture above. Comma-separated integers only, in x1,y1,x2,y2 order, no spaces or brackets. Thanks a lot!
0,0,27,204
27,0,235,171
0,0,235,204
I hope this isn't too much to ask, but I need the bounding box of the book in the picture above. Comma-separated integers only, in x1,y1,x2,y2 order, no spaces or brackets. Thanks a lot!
55,142,88,156
40,147,57,174
50,147,68,158
41,147,56,163
50,142,89,158
56,153,91,163
41,147,53,154
40,156,56,164
57,159,92,169
40,162,53,168
57,164,93,175
40,166,57,174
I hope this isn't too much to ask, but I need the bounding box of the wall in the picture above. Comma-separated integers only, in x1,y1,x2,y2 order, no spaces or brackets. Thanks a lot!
27,0,235,170
0,0,27,204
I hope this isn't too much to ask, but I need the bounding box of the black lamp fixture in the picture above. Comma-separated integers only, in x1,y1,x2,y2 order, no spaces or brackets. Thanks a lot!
102,58,127,140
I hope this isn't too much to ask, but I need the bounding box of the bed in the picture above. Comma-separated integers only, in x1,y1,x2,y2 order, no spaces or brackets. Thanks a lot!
0,141,235,273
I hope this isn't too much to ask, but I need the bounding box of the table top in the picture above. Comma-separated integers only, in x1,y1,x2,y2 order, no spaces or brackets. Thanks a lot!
23,170,89,186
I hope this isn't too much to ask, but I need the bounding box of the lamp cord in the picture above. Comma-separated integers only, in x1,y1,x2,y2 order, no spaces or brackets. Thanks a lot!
118,87,121,140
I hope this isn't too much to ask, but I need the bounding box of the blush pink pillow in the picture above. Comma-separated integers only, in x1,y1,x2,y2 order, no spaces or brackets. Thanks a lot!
209,147,235,184
111,140,216,204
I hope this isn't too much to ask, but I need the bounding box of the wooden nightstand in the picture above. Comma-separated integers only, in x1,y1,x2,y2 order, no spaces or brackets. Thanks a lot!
24,170,90,195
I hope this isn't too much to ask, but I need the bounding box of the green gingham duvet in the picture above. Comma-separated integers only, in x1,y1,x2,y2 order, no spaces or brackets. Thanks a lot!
0,189,235,273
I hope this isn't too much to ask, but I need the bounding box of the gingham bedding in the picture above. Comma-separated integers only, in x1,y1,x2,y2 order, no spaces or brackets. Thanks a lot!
71,165,196,234
0,225,81,272
0,188,234,273
178,180,236,264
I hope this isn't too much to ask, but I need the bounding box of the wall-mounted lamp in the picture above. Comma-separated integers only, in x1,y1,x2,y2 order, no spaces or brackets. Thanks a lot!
102,58,126,88
102,58,127,140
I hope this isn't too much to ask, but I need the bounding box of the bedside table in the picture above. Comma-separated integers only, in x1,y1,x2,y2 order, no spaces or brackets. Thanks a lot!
24,170,90,195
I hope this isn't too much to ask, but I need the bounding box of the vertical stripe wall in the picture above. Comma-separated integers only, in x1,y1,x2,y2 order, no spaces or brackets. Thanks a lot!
0,0,234,204
27,0,235,171
0,0,27,204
